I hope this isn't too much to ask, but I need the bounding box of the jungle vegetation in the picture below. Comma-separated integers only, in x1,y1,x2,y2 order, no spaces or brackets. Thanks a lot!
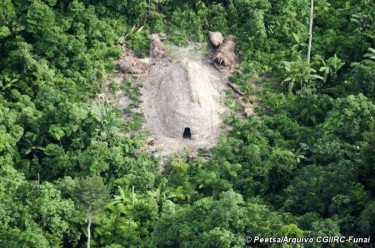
0,0,375,247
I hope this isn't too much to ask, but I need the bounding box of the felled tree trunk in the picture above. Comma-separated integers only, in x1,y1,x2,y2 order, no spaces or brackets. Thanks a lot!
208,31,224,47
212,36,235,68
117,58,150,74
150,34,166,58
116,46,150,74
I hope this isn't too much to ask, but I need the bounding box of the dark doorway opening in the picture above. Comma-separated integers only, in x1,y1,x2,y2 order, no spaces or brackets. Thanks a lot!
183,128,191,139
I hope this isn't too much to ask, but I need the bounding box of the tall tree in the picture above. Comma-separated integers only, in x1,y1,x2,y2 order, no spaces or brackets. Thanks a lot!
74,176,110,248
307,0,314,63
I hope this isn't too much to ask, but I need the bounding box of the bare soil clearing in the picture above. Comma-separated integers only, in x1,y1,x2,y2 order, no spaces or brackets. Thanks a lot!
97,41,256,155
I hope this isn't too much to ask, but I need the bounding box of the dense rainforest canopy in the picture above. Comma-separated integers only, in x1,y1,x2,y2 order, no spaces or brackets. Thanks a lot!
0,0,375,247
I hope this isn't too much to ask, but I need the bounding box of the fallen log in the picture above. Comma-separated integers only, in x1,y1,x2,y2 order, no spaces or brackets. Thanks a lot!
227,82,244,96
117,58,150,74
116,46,151,74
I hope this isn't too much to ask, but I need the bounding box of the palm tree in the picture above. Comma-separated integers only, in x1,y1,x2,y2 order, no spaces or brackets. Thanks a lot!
282,56,323,92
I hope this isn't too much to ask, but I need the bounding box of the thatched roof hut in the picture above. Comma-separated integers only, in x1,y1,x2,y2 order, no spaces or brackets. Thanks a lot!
151,60,222,140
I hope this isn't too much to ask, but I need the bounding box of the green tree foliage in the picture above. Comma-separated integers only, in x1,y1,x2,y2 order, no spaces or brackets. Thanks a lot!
153,190,303,248
282,56,323,92
0,171,76,247
93,186,159,247
352,59,375,100
322,94,375,142
358,201,375,237
74,176,110,248
284,163,368,216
